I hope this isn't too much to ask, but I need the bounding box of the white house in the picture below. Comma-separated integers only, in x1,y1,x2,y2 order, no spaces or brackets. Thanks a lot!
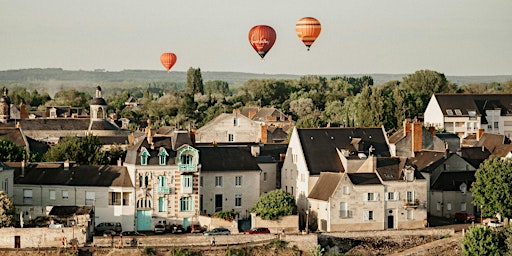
0,162,14,197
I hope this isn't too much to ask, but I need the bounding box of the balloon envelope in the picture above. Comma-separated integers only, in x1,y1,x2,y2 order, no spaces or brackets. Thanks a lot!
248,25,276,59
160,52,177,71
296,17,321,50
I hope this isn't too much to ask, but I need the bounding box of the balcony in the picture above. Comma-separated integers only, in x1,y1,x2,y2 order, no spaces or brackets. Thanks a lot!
181,186,193,195
404,199,420,209
157,186,170,194
179,164,197,172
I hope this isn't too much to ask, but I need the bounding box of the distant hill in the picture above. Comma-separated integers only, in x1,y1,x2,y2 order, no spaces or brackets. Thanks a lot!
1,68,511,94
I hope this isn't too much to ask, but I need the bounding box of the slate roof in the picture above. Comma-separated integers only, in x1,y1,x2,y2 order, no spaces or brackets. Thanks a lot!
460,147,491,169
10,162,132,187
433,94,512,123
198,146,260,172
297,127,390,175
124,131,193,165
347,173,381,185
474,133,511,153
90,120,120,130
375,157,406,181
431,171,476,191
308,172,342,201
409,150,447,173
0,127,27,147
18,119,91,130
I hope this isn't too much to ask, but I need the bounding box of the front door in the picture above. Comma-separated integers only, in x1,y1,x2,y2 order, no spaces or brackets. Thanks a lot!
215,194,223,212
14,236,20,248
183,218,190,230
136,210,152,231
387,215,394,229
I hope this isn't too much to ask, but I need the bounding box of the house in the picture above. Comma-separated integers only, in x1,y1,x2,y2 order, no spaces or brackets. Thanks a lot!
123,125,200,231
410,151,479,218
281,126,391,229
387,119,447,157
197,145,262,218
308,156,427,232
0,162,14,197
424,93,512,138
240,106,294,130
195,111,270,143
8,161,135,230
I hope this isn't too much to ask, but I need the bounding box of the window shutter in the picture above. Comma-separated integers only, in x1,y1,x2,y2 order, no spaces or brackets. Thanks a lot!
374,193,379,201
363,193,368,201
384,192,389,201
363,211,369,221
395,192,400,200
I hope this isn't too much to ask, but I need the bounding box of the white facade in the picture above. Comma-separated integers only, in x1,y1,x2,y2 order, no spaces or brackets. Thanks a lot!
0,163,13,198
195,113,264,143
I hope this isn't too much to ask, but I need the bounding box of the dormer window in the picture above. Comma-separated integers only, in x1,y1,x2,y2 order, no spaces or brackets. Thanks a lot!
177,145,199,172
468,110,476,120
140,147,150,165
159,148,169,165
454,109,462,115
446,109,453,115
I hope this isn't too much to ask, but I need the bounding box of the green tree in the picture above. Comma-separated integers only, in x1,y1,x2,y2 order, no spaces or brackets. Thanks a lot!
462,225,505,256
0,139,27,162
289,98,314,118
204,80,230,95
471,157,512,218
252,189,297,220
0,191,15,227
43,134,108,165
47,89,91,109
186,67,204,95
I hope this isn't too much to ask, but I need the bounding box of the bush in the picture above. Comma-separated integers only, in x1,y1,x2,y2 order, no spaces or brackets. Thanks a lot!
252,189,297,220
214,210,238,221
462,225,506,256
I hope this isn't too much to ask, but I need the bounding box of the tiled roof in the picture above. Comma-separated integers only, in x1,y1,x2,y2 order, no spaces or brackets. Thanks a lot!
198,146,260,172
308,172,342,201
10,162,133,187
297,127,390,175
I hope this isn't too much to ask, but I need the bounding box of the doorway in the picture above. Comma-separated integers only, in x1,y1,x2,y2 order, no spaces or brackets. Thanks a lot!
215,194,223,212
387,215,394,229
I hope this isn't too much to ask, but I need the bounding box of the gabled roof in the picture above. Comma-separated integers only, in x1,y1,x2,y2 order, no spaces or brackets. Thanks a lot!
347,173,381,185
308,172,342,201
90,120,120,130
198,146,260,172
433,94,512,122
431,171,476,191
297,127,390,175
474,133,511,153
460,147,491,169
10,162,132,187
409,150,447,173
375,157,406,181
0,127,27,147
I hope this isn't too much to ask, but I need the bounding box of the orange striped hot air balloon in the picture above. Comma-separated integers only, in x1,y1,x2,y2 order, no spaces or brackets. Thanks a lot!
296,17,321,51
160,52,177,72
248,25,276,59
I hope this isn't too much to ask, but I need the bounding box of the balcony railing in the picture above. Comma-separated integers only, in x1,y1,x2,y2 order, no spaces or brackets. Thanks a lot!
157,186,170,194
179,164,197,172
404,199,420,208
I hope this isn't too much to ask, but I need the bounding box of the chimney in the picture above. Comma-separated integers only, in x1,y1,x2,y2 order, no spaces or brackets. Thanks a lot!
428,125,435,136
233,109,240,114
248,111,256,119
189,129,196,146
19,102,27,119
128,132,135,145
64,160,70,171
412,119,422,152
403,119,411,136
260,125,268,144
477,129,485,141
279,154,286,162
146,119,153,145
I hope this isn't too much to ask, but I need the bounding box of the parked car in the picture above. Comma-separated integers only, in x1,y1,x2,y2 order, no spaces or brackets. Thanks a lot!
95,222,122,235
204,228,231,236
244,227,270,234
189,224,206,233
121,231,146,236
487,219,504,228
154,224,166,234
171,224,186,234
454,212,475,223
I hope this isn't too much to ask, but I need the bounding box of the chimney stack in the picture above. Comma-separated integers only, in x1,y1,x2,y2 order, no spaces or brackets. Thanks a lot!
412,119,423,152
260,125,268,144
403,119,411,137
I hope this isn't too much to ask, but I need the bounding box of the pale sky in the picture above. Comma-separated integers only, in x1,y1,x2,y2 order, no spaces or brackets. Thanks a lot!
1,1,511,76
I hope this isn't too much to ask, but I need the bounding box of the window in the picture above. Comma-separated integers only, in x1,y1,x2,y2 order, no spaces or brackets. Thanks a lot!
437,202,441,211
235,176,242,187
300,173,305,182
200,176,204,187
365,192,379,201
2,178,7,194
109,192,121,205
407,210,413,220
233,118,239,126
180,154,193,165
284,169,288,179
468,110,476,120
235,194,242,207
263,172,267,182
461,202,467,211
62,190,69,200
447,203,452,211
158,176,166,187
343,186,349,195
406,191,415,203
454,109,462,115
494,122,499,129
139,174,144,187
49,190,56,200
228,134,234,142
291,186,294,195
386,192,399,201
158,197,166,212
86,192,95,205
364,210,374,221
446,109,453,115
339,202,348,218
183,175,193,188
215,176,223,187
180,197,194,212
159,148,168,165
292,154,297,164
140,148,149,165
23,189,33,205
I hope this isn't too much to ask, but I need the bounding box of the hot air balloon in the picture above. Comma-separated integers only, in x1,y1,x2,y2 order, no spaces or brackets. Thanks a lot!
248,25,276,59
160,52,177,72
296,17,321,51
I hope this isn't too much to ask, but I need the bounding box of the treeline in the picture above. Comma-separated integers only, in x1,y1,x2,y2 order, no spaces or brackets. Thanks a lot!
3,68,512,133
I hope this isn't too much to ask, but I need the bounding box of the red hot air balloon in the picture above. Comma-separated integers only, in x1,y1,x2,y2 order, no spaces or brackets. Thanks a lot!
160,52,177,72
248,25,276,59
296,17,321,51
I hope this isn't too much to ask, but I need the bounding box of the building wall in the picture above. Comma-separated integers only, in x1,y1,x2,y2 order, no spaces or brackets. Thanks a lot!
195,113,262,143
0,167,13,197
200,170,260,217
424,95,445,129
430,191,475,218
258,162,278,194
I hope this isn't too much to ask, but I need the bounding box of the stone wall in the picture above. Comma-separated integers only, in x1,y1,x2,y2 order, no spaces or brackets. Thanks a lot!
251,214,299,233
0,227,87,248
320,228,454,239
198,215,239,234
